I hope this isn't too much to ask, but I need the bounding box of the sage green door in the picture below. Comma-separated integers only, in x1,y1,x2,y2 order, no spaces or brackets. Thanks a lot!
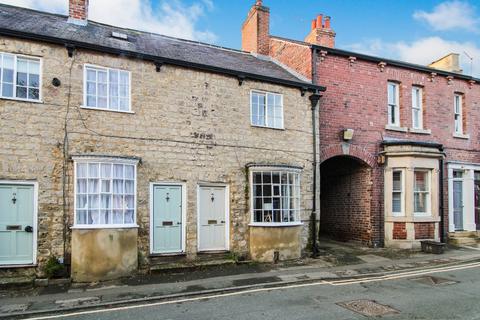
0,184,35,265
152,185,183,254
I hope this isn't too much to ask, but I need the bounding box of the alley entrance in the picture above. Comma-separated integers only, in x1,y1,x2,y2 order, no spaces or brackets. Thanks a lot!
320,156,372,242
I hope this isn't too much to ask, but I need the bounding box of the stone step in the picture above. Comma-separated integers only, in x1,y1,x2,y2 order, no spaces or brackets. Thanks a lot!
448,231,479,238
448,237,480,246
149,252,236,272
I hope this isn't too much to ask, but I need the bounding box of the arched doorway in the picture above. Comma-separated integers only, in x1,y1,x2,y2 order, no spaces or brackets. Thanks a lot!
320,155,373,243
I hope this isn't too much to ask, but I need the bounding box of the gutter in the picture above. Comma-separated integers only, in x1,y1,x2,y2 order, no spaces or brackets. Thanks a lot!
0,28,326,93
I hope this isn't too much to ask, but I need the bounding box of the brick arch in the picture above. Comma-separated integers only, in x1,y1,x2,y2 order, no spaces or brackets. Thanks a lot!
320,144,376,168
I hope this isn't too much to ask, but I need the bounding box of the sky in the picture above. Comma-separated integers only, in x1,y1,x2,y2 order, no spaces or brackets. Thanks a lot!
1,0,480,76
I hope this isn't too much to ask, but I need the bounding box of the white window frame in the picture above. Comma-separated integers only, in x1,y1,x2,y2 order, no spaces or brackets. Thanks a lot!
454,93,463,134
250,90,284,129
82,64,132,113
413,169,431,217
249,167,302,227
387,82,400,127
0,52,42,103
392,169,405,217
72,156,139,229
411,86,423,129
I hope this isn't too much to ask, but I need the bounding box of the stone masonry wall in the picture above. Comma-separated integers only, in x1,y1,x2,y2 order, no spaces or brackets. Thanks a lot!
0,36,315,277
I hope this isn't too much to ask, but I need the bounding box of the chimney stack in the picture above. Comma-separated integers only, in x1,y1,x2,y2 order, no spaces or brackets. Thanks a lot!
305,14,336,48
241,0,270,55
68,0,89,25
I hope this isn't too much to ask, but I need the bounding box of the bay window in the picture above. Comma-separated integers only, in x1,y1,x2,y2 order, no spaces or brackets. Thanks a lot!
251,169,300,225
0,52,41,101
74,158,137,227
84,65,131,112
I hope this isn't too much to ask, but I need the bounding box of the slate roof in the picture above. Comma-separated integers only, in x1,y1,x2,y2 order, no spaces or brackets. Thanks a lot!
0,3,322,90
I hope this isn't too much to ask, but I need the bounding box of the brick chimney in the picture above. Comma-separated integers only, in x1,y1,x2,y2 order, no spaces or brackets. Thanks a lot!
305,14,336,48
242,0,270,55
68,0,89,25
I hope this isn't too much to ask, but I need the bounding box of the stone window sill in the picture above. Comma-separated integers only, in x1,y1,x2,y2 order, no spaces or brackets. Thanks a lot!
385,125,408,132
71,224,139,229
80,106,135,114
409,128,431,135
453,133,470,140
385,216,440,223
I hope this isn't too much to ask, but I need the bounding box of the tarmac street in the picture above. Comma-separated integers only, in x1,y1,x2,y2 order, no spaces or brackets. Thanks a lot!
22,263,480,320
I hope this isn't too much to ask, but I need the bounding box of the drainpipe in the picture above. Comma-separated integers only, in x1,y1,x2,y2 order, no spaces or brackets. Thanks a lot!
309,92,321,257
439,157,445,243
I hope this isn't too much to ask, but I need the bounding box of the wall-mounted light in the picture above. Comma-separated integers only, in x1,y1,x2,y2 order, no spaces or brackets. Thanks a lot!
342,128,354,141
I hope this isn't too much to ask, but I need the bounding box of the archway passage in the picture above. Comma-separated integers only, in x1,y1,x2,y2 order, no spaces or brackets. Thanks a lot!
320,156,373,243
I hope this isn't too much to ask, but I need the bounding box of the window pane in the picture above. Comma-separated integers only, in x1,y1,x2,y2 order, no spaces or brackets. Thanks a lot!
388,83,396,104
113,180,123,193
17,59,27,73
114,164,123,178
124,165,134,179
98,70,107,83
29,60,40,75
2,83,13,97
77,210,87,224
3,68,13,83
101,180,111,193
414,171,427,191
86,69,96,81
86,95,96,107
29,73,39,88
77,163,87,177
125,210,134,224
392,192,401,212
393,171,402,191
88,163,99,178
16,86,27,98
76,179,87,194
101,194,111,209
87,82,96,95
101,163,111,178
88,179,99,193
76,195,87,209
16,72,27,86
112,210,123,224
414,193,427,213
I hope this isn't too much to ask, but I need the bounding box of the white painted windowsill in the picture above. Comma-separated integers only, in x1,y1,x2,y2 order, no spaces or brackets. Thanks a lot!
409,128,431,135
1,96,43,104
249,222,303,227
385,125,408,132
71,224,139,230
453,132,470,140
80,106,135,114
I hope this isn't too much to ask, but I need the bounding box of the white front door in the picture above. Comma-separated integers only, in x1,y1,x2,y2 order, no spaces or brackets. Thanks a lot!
198,186,228,251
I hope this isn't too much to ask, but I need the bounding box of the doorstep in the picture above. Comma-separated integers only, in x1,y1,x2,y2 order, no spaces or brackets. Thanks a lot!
149,252,238,272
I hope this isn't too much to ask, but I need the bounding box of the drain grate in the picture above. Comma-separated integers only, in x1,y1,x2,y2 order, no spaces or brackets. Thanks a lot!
337,299,400,317
410,276,458,286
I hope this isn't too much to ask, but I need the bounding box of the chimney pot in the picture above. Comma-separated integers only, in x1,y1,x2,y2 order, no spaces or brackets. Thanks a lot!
316,15,323,29
324,16,331,29
311,19,317,30
256,0,263,6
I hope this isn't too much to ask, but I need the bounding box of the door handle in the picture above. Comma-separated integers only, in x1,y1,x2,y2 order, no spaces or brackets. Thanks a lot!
221,221,225,224
24,226,33,233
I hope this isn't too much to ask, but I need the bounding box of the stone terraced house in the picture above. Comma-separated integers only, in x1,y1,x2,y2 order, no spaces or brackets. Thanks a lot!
0,0,324,282
242,1,480,249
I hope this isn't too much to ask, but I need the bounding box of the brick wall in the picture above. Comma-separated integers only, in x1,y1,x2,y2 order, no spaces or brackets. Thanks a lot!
393,222,407,240
415,223,435,240
69,0,88,21
320,156,372,242
241,4,270,55
269,38,312,80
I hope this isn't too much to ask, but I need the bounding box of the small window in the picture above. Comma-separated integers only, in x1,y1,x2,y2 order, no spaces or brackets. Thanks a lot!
454,94,463,134
414,170,430,215
84,65,131,112
412,86,423,129
392,170,404,216
0,52,41,101
387,82,400,126
251,170,300,224
251,91,283,129
75,160,137,227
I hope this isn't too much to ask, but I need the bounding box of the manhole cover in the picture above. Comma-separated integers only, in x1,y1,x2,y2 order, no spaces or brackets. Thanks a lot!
337,299,399,317
410,276,458,286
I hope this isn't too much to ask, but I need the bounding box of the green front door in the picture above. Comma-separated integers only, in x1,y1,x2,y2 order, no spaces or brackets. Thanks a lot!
152,185,183,254
0,184,35,265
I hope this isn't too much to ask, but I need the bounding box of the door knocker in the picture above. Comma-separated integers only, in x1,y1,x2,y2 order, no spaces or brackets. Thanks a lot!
12,193,17,204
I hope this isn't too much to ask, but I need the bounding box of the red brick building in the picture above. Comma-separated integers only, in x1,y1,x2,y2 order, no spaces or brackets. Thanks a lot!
242,0,480,248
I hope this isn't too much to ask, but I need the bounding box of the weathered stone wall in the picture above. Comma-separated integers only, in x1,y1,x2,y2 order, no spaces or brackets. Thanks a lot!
249,226,301,262
0,36,315,277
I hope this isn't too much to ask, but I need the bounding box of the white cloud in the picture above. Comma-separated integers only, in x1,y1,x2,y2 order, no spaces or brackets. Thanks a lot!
0,0,217,43
345,37,480,76
413,1,479,32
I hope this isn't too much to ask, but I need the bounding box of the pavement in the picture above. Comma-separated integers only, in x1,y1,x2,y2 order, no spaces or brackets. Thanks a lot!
1,239,480,319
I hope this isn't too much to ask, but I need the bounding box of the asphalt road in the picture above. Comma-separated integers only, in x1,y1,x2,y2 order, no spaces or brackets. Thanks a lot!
28,264,480,320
